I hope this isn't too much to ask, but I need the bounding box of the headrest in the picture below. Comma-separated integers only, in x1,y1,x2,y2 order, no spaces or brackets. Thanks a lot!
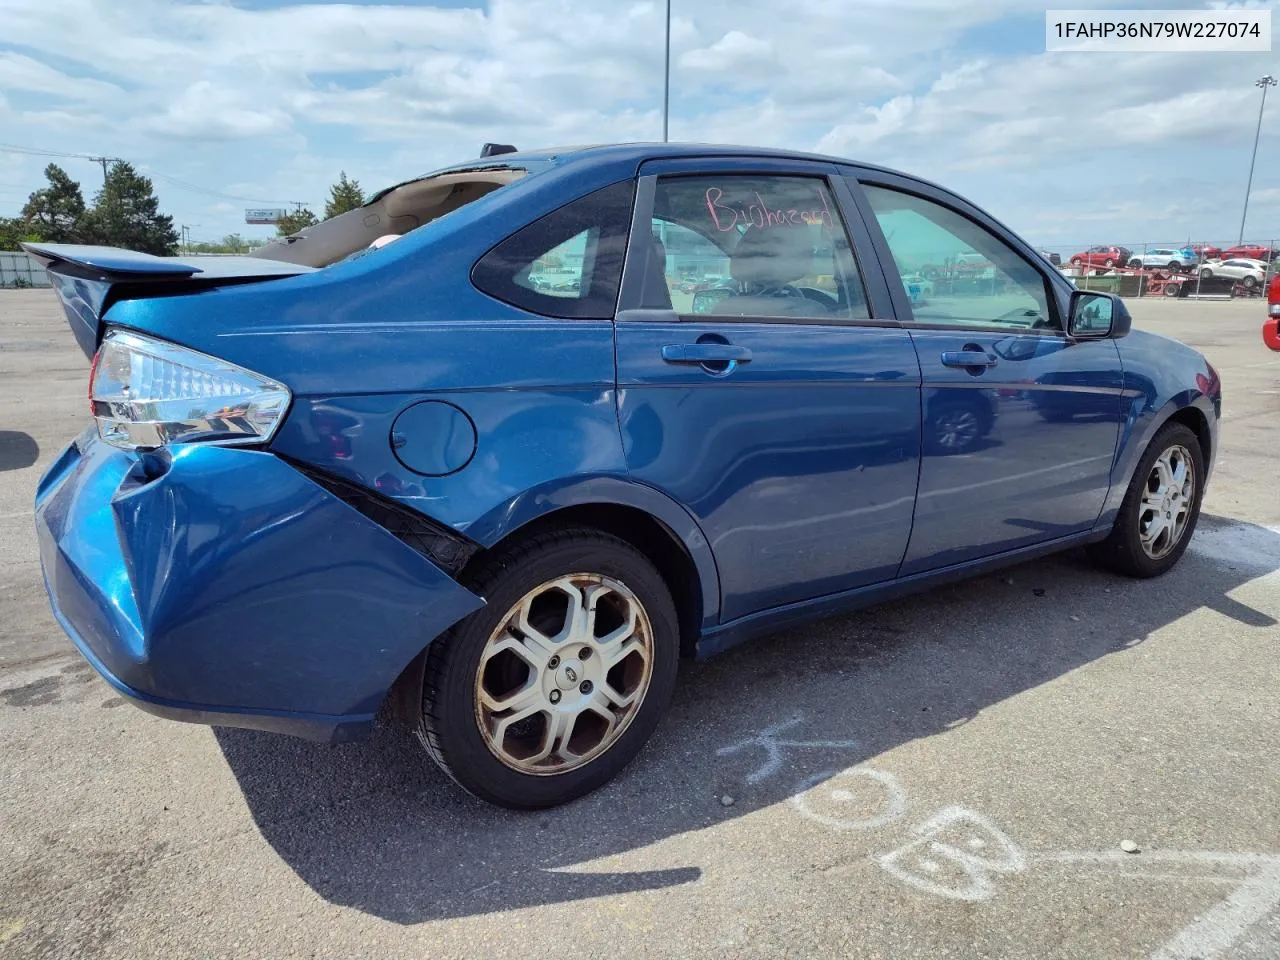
730,228,814,286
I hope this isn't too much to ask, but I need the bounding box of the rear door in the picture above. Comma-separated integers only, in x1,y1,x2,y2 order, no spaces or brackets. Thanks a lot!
613,158,922,622
844,170,1125,574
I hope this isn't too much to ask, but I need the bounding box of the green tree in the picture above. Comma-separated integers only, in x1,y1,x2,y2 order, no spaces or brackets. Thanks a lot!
83,162,178,255
323,170,365,220
0,216,45,251
21,164,86,243
276,207,319,237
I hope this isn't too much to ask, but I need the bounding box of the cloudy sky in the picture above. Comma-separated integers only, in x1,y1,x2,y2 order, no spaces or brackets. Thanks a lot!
0,0,1276,253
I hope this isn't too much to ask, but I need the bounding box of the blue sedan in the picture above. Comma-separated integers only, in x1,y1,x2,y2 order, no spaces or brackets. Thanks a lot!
26,143,1220,809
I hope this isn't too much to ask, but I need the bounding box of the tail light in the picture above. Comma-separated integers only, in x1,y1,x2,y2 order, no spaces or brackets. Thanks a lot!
1269,274,1280,318
90,329,291,451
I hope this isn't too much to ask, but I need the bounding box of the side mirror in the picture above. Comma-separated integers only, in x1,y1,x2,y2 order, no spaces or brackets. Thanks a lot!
1067,291,1130,339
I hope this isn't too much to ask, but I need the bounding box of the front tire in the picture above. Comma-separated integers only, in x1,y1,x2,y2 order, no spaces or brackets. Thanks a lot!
1087,423,1204,578
417,527,680,809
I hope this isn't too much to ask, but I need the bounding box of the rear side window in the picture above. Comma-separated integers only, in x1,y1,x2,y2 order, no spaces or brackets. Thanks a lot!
471,181,635,319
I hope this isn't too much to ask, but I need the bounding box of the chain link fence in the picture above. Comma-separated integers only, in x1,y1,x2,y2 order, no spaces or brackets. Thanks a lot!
1033,239,1278,300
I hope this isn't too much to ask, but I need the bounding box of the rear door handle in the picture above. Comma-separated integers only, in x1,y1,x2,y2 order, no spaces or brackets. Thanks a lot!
661,344,753,364
940,350,997,368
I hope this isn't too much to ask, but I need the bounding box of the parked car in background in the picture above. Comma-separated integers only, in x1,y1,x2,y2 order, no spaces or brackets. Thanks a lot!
1200,258,1268,289
1038,250,1062,266
1069,246,1132,268
1128,248,1197,271
1221,243,1277,262
1186,244,1222,261
26,142,1222,810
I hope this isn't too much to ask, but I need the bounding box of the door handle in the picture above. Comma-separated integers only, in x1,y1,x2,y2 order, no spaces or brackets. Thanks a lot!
661,344,753,365
941,350,997,369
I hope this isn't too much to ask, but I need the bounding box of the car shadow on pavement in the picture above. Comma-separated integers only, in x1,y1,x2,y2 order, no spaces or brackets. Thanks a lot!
215,513,1279,925
0,431,39,472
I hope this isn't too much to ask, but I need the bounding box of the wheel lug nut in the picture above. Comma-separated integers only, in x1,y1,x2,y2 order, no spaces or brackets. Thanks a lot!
548,655,560,669
549,690,561,704
580,680,593,694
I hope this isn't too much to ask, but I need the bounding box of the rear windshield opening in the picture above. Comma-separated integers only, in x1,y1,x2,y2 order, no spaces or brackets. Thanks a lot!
253,168,527,268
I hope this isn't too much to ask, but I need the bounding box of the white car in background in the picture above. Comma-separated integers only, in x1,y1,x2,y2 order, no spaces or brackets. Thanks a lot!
1199,258,1268,289
1127,248,1197,271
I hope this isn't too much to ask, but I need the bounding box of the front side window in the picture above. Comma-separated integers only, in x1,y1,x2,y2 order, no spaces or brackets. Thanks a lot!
638,175,871,321
472,180,635,319
862,184,1055,331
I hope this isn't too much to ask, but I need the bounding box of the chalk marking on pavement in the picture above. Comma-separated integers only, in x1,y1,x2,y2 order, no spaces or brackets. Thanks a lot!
715,715,861,785
789,766,907,832
1042,851,1280,960
875,805,1026,901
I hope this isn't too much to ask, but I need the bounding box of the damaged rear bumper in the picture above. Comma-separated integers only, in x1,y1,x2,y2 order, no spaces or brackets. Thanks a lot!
35,429,484,742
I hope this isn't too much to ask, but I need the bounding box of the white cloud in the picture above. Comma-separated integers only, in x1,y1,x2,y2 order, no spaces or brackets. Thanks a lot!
0,0,1274,244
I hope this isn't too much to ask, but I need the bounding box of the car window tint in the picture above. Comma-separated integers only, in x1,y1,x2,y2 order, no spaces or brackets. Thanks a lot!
471,180,634,319
862,184,1056,331
639,175,870,321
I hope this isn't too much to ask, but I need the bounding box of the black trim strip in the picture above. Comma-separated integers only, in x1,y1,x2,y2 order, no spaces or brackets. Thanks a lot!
287,460,479,576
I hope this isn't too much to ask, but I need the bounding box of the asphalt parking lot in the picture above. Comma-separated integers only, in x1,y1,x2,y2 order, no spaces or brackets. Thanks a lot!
1,289,1278,959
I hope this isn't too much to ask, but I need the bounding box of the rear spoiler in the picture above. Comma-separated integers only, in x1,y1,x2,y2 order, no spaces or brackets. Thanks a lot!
21,243,313,358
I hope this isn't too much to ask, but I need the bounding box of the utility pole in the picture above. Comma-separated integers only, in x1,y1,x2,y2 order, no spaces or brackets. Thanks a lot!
662,0,671,142
1239,74,1276,245
88,156,114,181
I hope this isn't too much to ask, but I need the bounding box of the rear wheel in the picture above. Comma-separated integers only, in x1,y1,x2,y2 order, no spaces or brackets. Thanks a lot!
1103,258,1115,268
1167,261,1181,272
1200,267,1213,279
1162,281,1181,298
1242,275,1258,289
416,527,679,809
1087,423,1204,578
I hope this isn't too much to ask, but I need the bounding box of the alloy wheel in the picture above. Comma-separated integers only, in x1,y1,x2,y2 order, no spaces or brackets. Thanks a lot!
474,574,654,775
1138,444,1195,560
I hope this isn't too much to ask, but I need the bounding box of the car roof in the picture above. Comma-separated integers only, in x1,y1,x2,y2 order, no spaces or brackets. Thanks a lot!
418,141,918,183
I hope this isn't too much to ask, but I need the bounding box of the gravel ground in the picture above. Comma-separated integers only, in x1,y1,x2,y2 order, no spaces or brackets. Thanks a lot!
1,290,1278,959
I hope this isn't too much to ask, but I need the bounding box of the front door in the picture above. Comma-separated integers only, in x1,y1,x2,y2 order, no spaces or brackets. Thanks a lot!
614,161,922,622
851,176,1125,575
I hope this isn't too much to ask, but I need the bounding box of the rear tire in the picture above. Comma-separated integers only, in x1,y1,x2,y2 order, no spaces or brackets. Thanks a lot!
416,527,680,809
1087,423,1204,578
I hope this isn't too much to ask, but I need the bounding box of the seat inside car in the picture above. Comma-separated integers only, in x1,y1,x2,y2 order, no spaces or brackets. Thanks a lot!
711,227,822,317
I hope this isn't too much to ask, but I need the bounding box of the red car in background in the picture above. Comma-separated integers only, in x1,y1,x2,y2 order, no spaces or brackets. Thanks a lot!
1264,273,1280,350
1068,245,1132,268
1223,243,1277,262
1186,243,1222,261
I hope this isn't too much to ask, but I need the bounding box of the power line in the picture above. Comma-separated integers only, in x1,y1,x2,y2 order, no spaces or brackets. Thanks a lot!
0,142,307,206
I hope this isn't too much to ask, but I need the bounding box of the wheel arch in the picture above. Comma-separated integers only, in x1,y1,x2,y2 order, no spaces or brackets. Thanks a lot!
1097,393,1216,532
379,477,720,729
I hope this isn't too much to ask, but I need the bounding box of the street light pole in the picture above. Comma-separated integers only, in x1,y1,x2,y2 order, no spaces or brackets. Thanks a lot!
1239,74,1276,245
662,0,671,142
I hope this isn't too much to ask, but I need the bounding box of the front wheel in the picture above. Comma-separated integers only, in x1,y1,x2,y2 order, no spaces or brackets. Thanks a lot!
1087,423,1204,578
1200,267,1213,279
416,527,680,809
